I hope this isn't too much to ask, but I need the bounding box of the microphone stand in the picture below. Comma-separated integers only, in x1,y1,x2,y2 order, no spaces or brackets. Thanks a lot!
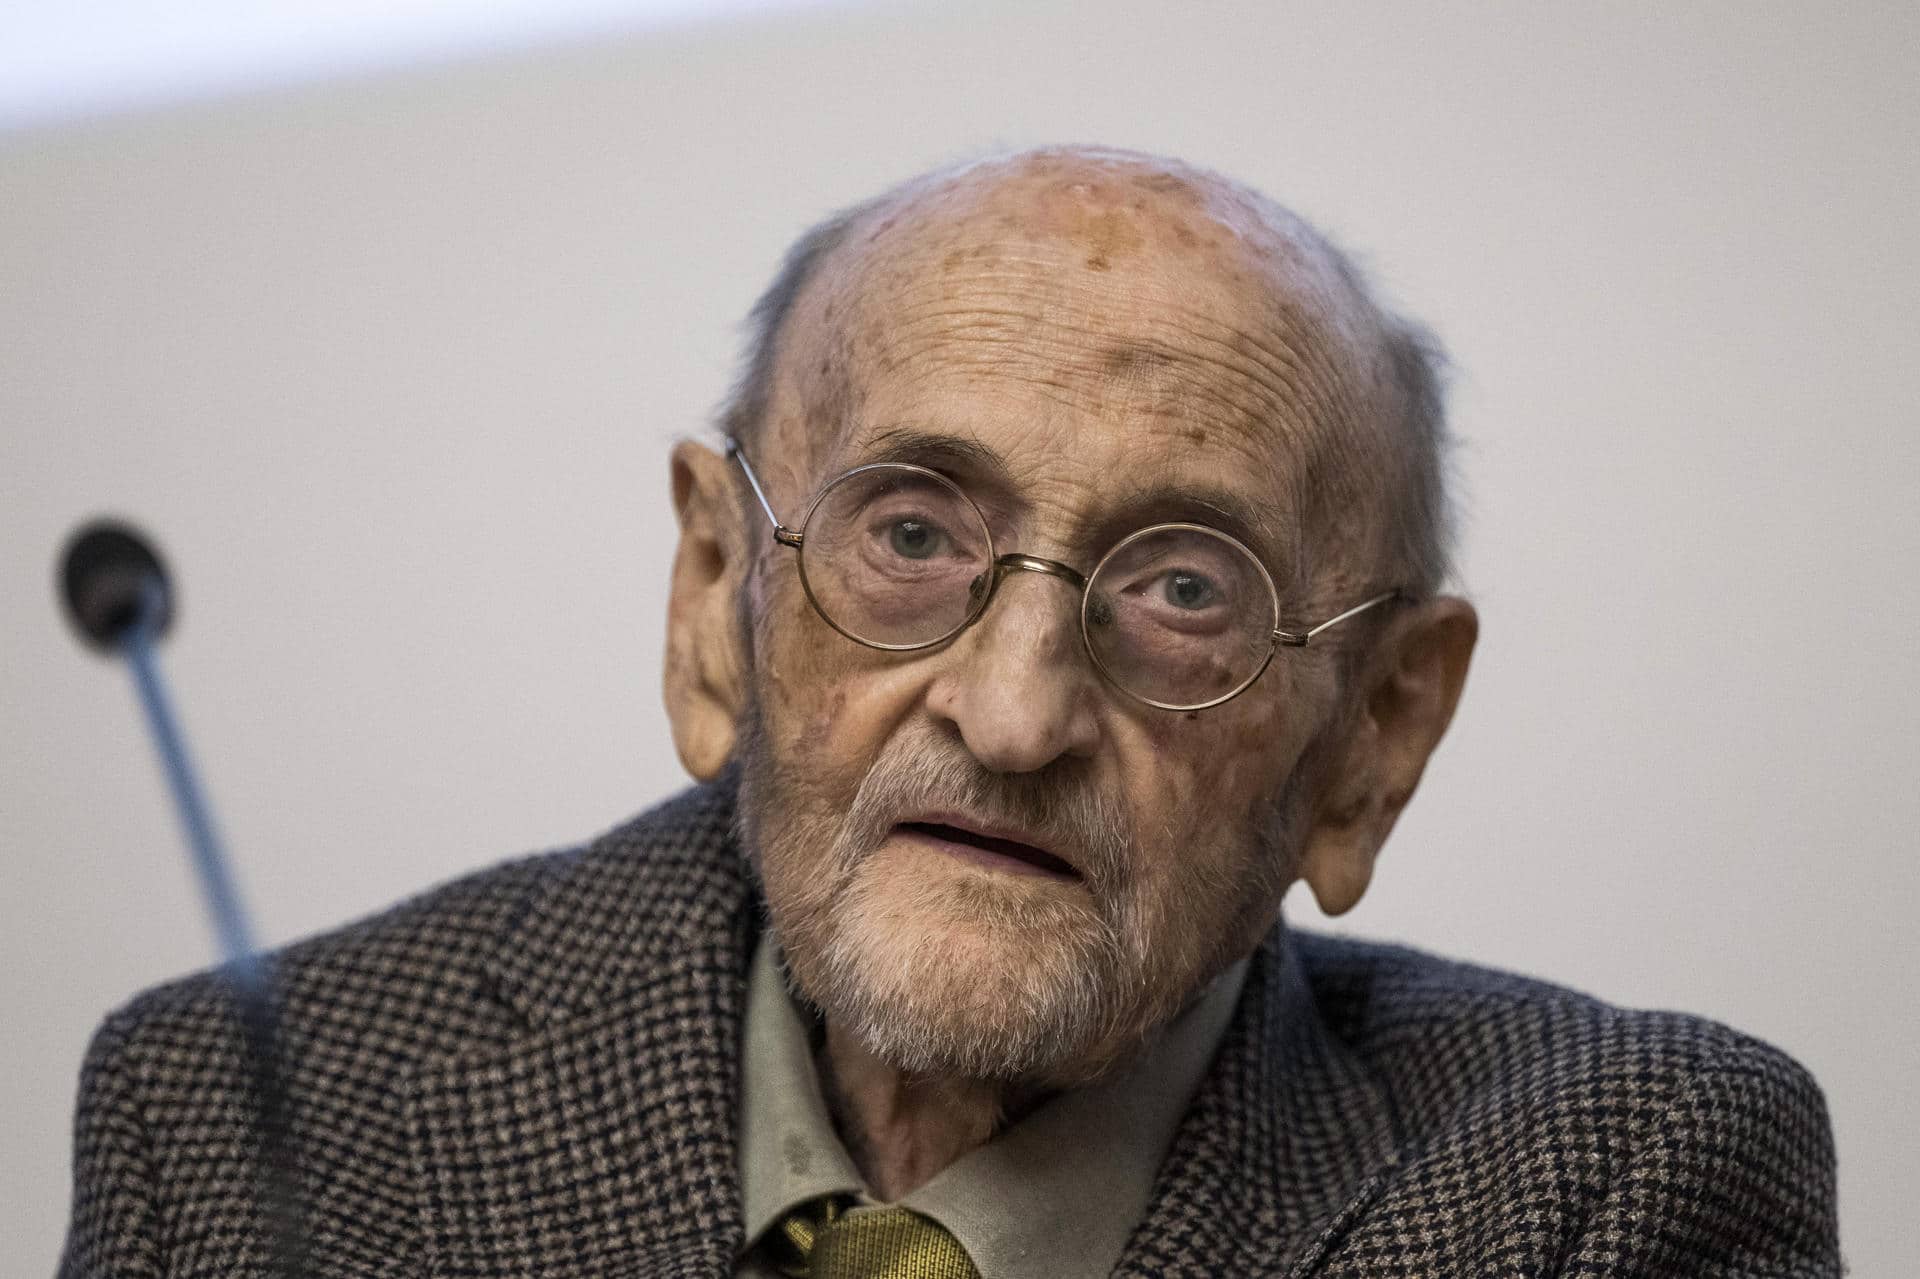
67,527,308,1279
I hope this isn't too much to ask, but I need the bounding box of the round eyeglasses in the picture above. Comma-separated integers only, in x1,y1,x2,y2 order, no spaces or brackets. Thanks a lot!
727,438,1403,712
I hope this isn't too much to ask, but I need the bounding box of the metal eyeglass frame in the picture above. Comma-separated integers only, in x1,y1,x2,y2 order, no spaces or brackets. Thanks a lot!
725,437,1404,711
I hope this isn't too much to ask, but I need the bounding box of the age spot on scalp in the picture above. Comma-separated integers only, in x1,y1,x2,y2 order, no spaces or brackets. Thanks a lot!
1077,208,1146,274
1132,172,1192,196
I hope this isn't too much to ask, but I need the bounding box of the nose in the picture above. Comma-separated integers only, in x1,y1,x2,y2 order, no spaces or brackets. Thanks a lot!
925,560,1102,773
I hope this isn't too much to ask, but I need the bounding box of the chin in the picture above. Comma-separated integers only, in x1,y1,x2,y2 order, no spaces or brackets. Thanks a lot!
781,854,1145,1084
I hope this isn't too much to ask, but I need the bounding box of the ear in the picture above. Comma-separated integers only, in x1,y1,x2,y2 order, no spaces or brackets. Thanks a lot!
663,439,752,780
1298,596,1478,916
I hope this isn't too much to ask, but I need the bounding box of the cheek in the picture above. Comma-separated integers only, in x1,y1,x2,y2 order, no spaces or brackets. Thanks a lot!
1116,694,1305,885
754,579,934,792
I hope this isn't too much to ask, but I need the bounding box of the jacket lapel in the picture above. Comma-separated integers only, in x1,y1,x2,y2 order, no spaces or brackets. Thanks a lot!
1112,926,1404,1277
402,782,756,1278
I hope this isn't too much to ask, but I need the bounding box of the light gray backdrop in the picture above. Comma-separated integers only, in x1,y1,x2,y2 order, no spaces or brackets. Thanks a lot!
4,1,1914,1272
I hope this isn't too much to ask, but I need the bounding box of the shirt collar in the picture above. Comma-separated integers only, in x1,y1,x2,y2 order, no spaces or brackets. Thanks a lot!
737,930,1248,1279
738,933,866,1251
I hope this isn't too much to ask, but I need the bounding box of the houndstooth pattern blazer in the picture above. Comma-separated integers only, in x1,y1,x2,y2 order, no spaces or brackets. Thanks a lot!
61,779,1843,1277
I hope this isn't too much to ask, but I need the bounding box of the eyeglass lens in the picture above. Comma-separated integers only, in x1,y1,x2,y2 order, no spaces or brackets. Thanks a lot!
798,466,991,648
797,464,1280,708
1084,525,1278,708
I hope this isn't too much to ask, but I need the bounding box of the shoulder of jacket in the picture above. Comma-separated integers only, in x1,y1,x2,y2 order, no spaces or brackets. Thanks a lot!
1289,929,1823,1123
90,781,727,1075
88,845,559,1072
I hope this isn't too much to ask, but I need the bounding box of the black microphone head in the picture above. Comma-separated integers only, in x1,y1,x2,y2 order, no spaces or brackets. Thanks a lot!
60,519,174,653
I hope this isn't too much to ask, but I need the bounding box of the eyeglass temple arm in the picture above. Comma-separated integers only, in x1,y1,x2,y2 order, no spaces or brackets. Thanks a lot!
1274,589,1403,648
726,438,803,548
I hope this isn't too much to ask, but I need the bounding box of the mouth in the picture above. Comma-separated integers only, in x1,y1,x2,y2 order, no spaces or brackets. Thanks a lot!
894,817,1082,881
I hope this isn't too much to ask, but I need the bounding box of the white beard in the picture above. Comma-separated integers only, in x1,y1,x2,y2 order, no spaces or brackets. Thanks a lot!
735,700,1301,1085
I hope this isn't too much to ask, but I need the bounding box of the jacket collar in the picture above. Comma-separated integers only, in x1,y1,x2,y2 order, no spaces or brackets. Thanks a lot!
402,777,1400,1277
488,775,754,1029
1111,926,1403,1277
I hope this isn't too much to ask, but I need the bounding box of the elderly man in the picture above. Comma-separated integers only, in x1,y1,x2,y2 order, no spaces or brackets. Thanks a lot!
62,148,1840,1277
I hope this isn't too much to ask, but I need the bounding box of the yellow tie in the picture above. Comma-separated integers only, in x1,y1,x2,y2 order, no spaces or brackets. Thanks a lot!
767,1195,981,1279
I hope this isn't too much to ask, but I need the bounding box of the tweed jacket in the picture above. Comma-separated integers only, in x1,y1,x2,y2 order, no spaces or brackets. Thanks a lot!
62,780,1842,1277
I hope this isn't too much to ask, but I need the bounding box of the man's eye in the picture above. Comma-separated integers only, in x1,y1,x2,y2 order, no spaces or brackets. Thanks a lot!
1161,571,1218,610
888,519,943,560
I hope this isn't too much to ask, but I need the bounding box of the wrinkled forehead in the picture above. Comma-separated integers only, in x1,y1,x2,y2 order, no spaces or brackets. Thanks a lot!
767,154,1378,549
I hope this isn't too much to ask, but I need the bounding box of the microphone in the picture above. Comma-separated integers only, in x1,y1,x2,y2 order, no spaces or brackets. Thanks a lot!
60,520,175,652
60,519,309,1279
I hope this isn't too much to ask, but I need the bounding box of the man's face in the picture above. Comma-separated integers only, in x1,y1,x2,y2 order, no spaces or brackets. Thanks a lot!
734,158,1371,1086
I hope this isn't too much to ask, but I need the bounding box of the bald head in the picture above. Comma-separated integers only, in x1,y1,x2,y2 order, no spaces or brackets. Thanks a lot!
719,147,1453,597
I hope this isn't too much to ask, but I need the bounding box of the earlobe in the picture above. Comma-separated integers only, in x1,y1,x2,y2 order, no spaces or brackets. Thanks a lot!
663,440,751,781
1301,829,1379,917
1298,717,1385,917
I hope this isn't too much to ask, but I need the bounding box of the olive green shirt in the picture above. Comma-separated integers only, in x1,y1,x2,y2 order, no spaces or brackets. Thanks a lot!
736,933,1248,1279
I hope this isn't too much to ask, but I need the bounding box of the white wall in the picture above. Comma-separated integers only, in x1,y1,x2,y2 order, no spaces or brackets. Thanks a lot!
4,2,1913,1271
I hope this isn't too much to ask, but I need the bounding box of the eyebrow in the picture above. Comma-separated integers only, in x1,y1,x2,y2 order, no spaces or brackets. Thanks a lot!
1087,483,1295,581
850,427,1013,482
846,425,1295,574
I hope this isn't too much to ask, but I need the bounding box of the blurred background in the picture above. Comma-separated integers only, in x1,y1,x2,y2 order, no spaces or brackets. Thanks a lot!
3,0,1914,1271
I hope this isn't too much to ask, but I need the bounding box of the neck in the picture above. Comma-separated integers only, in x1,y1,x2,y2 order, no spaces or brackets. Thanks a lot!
816,1022,1048,1201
